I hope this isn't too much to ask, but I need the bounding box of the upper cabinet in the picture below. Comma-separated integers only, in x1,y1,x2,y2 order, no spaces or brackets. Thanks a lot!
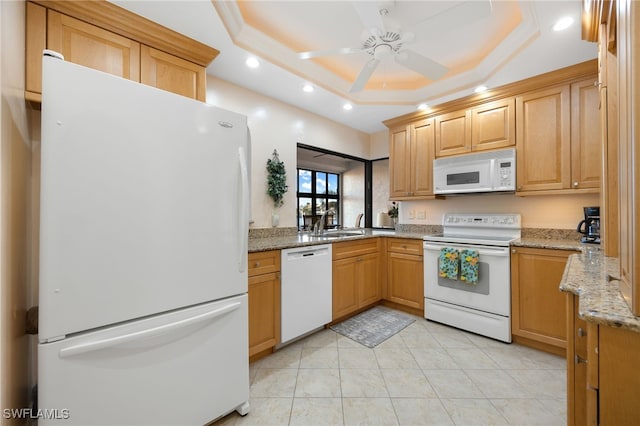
434,98,515,157
515,78,601,194
25,1,219,103
389,118,435,200
434,109,471,157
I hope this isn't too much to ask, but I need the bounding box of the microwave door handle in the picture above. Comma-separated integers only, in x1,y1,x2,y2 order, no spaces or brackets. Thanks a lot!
489,159,496,189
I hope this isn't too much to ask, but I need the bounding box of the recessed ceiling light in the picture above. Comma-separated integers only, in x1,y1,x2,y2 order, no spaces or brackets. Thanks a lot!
417,103,429,111
553,16,574,31
343,103,353,111
245,57,260,68
302,84,314,93
474,85,488,93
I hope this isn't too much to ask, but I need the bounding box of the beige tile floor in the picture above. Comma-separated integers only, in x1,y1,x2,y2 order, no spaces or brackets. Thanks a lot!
214,314,566,426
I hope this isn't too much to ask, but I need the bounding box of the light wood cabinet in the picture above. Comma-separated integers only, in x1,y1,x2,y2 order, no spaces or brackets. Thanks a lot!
567,291,640,426
571,78,602,189
515,85,572,192
435,109,471,157
389,118,435,200
140,46,207,101
434,98,515,158
332,239,381,320
387,239,423,311
617,0,640,316
25,1,216,103
516,79,601,194
248,251,281,359
511,247,578,355
470,98,516,152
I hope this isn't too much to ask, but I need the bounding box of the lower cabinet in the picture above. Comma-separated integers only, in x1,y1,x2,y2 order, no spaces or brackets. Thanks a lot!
387,238,424,311
511,247,578,354
567,292,640,426
332,239,381,320
248,251,280,359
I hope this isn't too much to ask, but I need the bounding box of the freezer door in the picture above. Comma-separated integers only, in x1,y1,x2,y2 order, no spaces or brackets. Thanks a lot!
39,56,250,340
38,295,249,425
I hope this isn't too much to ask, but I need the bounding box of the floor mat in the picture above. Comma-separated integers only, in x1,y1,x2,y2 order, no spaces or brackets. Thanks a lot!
329,306,416,348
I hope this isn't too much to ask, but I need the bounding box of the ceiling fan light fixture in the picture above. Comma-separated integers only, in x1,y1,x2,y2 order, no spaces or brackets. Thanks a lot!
553,16,574,31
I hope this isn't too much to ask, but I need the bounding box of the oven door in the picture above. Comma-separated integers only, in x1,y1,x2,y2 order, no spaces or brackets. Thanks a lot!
423,242,510,316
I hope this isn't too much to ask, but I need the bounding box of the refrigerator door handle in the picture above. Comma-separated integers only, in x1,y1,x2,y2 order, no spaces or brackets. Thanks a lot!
238,146,249,273
58,301,242,358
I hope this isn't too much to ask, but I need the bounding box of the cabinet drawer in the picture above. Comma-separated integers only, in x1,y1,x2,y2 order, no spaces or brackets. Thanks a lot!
387,238,423,256
248,250,280,277
333,239,379,260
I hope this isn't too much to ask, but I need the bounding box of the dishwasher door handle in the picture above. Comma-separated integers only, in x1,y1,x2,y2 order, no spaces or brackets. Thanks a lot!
286,247,330,260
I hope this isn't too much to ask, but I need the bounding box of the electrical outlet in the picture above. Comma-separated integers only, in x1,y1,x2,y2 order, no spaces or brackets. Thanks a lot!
408,210,415,219
417,210,426,220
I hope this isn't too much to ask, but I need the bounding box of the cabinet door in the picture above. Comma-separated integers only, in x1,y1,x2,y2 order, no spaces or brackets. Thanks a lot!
387,252,424,310
515,85,571,192
248,272,280,356
411,118,435,197
389,125,411,198
571,78,602,189
471,98,515,151
47,11,140,81
332,257,359,320
140,46,207,101
435,109,471,157
358,253,381,307
511,247,574,351
566,293,589,426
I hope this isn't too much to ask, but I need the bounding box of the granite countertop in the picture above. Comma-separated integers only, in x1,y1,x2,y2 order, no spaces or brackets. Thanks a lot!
248,228,426,252
512,237,586,251
560,250,640,333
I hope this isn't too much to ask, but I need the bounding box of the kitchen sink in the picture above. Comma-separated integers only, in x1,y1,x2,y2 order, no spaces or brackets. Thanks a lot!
314,230,364,239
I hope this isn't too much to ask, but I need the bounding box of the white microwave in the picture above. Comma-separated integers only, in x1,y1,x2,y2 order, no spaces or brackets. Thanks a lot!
433,148,516,195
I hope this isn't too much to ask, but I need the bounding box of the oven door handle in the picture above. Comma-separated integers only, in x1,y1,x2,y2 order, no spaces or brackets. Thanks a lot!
423,244,510,257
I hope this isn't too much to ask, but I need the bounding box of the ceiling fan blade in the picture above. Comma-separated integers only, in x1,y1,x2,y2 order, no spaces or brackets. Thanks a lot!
409,1,492,42
349,59,380,93
395,50,448,80
298,47,362,59
351,1,386,32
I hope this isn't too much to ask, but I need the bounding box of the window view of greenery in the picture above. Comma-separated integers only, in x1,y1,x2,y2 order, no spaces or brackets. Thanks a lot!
297,169,340,230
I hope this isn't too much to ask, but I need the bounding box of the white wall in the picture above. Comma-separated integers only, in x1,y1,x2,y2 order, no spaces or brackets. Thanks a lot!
207,76,371,229
399,193,601,229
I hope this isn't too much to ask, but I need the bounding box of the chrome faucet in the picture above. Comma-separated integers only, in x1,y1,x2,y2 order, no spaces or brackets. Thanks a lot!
313,210,334,236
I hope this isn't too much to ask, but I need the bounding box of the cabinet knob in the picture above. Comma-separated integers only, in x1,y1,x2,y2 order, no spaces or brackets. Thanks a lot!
606,274,621,282
517,186,523,190
573,181,579,187
512,249,516,254
578,327,586,337
254,261,260,268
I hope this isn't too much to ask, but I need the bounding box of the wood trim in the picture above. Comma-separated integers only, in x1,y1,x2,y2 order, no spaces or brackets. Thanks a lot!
512,335,566,357
582,0,604,42
516,188,599,196
380,300,423,318
26,2,46,95
383,60,598,128
30,0,219,66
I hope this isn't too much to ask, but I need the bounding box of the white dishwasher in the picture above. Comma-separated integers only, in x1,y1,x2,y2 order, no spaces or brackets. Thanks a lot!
281,244,332,343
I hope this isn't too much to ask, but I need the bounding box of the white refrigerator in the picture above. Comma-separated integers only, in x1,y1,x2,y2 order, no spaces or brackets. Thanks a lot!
38,53,250,425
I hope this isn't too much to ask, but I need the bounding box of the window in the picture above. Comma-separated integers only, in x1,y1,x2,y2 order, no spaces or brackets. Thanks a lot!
297,168,340,230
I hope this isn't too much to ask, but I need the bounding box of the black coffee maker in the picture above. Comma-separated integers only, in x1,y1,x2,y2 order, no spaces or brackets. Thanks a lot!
577,206,600,244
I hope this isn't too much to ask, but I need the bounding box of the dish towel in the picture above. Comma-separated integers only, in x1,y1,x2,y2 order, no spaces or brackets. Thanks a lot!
460,249,480,284
438,247,459,280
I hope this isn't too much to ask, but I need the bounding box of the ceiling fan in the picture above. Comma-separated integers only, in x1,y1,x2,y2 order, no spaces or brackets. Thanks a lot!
297,1,493,93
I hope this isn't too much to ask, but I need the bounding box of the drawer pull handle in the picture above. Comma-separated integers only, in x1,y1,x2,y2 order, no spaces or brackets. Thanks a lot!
254,262,261,268
578,327,586,337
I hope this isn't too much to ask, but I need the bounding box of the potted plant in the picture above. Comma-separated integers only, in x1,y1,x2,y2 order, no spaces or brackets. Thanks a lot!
266,149,288,226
